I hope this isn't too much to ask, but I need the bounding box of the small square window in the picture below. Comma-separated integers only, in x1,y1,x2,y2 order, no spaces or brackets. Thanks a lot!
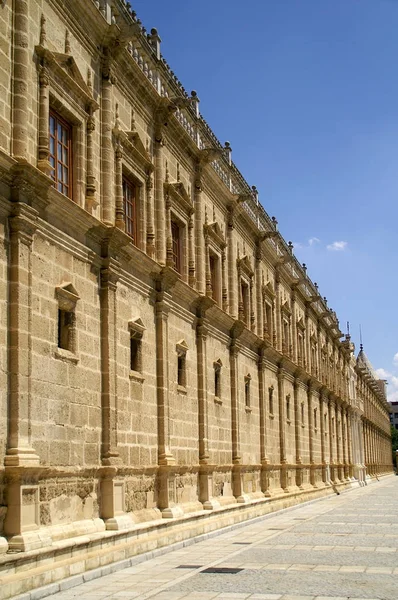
177,354,186,387
244,375,251,408
268,387,274,415
130,337,141,372
58,309,74,351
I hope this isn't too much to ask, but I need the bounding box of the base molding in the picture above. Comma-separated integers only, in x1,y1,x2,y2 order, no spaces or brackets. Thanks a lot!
1,474,393,600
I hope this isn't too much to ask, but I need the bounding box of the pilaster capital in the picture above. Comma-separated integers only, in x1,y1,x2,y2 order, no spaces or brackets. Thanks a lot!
100,257,120,290
9,203,38,245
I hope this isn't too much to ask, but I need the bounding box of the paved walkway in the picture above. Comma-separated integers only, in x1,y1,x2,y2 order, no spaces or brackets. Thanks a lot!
47,477,397,600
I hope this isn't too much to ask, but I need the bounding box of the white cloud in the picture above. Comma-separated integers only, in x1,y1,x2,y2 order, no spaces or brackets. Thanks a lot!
375,368,391,379
326,241,347,251
308,237,320,246
377,357,398,403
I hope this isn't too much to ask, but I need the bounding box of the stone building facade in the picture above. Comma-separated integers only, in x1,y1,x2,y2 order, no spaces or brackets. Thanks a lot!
0,0,392,595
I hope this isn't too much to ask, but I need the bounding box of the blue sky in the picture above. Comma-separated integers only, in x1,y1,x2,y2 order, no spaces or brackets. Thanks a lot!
132,0,398,400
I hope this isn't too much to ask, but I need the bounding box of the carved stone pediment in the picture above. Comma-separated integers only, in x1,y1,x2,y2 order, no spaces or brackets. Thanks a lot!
35,45,99,111
297,317,306,331
237,255,254,278
164,181,193,215
262,280,275,299
56,282,80,311
204,220,226,249
281,299,291,316
128,317,146,338
114,126,153,170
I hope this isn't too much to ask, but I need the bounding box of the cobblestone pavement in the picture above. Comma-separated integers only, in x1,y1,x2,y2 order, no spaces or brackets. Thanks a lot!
45,477,398,600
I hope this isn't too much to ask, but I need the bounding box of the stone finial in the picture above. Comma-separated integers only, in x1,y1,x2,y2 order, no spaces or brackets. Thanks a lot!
252,185,258,204
224,141,232,166
190,90,200,117
65,30,71,54
40,14,46,46
314,282,318,292
302,263,307,276
323,296,327,306
271,216,278,230
288,241,294,254
148,28,161,60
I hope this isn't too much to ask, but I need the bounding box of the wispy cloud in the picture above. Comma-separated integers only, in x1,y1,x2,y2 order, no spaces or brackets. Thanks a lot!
292,237,320,250
375,368,392,379
326,241,347,252
377,353,398,404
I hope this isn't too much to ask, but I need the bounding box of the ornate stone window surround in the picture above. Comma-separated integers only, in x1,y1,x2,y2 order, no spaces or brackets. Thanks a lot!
164,182,194,283
281,300,292,357
262,280,275,344
204,218,227,309
113,113,152,247
54,282,80,364
128,318,145,382
237,254,254,329
244,373,252,413
214,359,222,404
268,385,275,419
35,42,99,208
176,339,189,393
296,317,306,368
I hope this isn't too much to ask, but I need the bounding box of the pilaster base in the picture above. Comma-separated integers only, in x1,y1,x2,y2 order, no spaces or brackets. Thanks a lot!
104,514,135,531
202,498,221,510
4,448,40,467
0,537,8,554
161,505,184,519
7,529,52,552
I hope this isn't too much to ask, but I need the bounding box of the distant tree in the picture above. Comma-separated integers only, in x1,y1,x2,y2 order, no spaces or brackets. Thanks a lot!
391,425,398,469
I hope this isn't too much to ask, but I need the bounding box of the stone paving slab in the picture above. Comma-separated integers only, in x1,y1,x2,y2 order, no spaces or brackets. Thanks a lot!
31,477,398,600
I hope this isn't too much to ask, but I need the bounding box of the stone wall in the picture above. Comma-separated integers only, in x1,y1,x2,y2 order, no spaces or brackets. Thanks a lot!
0,0,392,591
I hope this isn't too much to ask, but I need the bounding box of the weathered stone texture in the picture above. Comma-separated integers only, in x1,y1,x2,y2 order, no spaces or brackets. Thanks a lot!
0,0,392,594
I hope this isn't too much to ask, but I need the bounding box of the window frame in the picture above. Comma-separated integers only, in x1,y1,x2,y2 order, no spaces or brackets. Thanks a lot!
49,109,73,198
123,177,138,244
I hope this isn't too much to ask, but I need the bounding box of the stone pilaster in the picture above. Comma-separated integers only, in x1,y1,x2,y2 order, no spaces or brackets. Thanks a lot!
197,316,219,509
37,66,52,176
255,244,263,338
293,379,303,489
291,291,297,363
307,384,316,487
188,214,196,287
194,173,205,294
100,257,121,465
275,274,282,353
146,171,156,258
85,111,97,211
154,141,166,265
101,75,114,225
5,203,39,467
277,367,288,491
319,394,327,485
227,208,237,318
12,0,29,161
114,143,124,230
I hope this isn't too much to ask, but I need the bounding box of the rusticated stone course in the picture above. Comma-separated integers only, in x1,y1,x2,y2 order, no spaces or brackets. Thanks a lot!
0,0,392,597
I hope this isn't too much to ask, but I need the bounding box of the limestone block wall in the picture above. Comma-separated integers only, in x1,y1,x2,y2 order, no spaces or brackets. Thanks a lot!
30,228,102,467
0,0,392,564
